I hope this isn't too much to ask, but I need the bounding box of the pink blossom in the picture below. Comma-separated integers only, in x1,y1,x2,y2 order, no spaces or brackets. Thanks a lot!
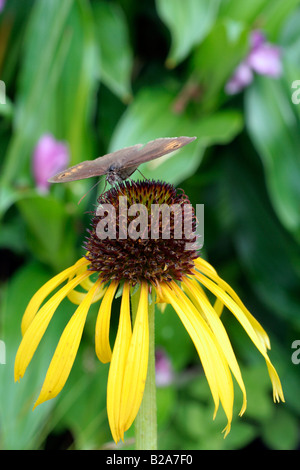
225,30,282,95
247,43,282,77
250,30,266,50
33,134,69,193
155,348,173,387
225,61,253,95
0,0,6,13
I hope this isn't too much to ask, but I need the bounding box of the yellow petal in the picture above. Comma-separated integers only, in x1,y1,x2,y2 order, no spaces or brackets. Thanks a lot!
194,270,284,402
183,276,247,416
14,271,91,382
107,283,132,443
160,282,235,433
156,302,167,313
194,259,271,350
21,257,89,334
194,256,217,275
119,282,149,438
67,281,105,305
34,279,102,408
80,275,99,291
95,281,119,363
213,298,224,317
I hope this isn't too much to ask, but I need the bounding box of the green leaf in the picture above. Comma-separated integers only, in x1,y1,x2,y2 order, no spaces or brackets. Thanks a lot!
0,96,13,118
0,0,99,191
92,1,133,102
0,0,74,187
110,87,243,185
258,0,300,40
51,347,109,449
157,386,176,427
0,185,23,215
0,262,72,449
245,76,300,243
279,9,300,123
156,0,220,67
191,20,249,110
261,407,299,450
219,0,300,39
219,0,269,23
56,0,100,166
155,304,196,371
224,148,300,327
16,193,77,271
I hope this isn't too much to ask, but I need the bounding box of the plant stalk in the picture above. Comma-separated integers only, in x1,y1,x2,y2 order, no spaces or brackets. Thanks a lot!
131,286,157,450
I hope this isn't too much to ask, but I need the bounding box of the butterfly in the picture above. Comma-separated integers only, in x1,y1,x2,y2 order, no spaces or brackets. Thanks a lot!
48,136,196,186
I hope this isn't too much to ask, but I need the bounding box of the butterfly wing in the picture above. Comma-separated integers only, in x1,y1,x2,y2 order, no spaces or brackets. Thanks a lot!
48,137,196,183
116,136,197,169
48,144,143,183
48,159,105,183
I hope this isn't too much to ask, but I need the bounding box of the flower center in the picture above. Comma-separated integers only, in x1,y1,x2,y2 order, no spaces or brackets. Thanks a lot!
84,180,199,285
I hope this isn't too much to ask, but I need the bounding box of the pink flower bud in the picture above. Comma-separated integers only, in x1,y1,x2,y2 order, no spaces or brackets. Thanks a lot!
155,348,174,387
0,0,6,13
225,61,253,95
225,29,282,95
33,134,69,193
247,43,282,77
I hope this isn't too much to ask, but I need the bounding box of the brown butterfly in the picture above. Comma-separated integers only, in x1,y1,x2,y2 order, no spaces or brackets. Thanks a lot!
48,136,196,186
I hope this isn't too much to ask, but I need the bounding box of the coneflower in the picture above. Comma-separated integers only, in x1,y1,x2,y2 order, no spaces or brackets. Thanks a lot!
14,180,284,448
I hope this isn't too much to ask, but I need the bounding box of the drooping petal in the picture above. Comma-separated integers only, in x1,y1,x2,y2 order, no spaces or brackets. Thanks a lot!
160,282,235,434
119,282,149,438
213,298,224,317
194,256,217,275
194,258,270,350
194,270,284,402
183,276,247,415
95,281,119,363
67,281,106,305
34,279,102,408
169,282,235,429
14,270,92,382
21,257,89,334
107,283,132,443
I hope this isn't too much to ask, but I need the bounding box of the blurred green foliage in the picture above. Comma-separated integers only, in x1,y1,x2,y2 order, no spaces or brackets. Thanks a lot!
0,0,300,450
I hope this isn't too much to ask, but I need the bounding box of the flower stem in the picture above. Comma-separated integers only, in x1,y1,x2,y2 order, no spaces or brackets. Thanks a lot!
131,286,157,450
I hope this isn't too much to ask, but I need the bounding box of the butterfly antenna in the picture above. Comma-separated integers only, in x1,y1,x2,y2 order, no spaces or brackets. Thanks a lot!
136,168,147,180
128,177,138,187
102,178,107,194
78,177,104,205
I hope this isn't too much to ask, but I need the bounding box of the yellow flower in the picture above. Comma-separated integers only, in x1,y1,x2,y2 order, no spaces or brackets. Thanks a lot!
14,180,284,443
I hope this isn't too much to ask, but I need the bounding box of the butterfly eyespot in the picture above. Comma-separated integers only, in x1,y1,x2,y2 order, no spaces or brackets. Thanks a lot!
165,141,181,150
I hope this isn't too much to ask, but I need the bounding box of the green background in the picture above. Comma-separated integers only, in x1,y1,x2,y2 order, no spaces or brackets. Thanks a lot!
0,0,300,450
